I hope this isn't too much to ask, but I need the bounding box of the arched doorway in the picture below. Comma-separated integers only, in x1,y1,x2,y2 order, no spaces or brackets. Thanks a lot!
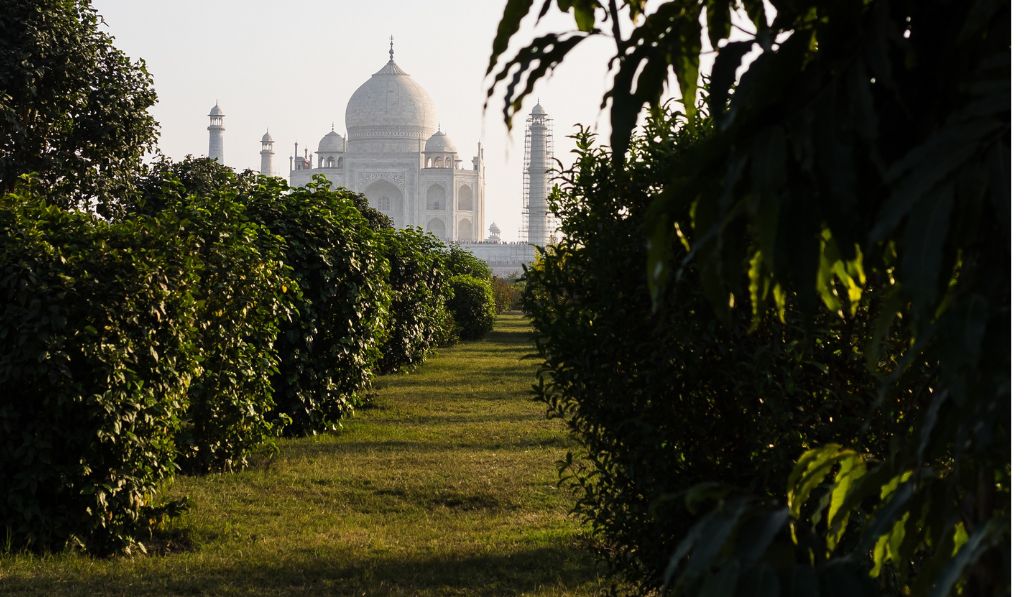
457,218,473,241
458,185,473,211
427,218,446,240
364,179,403,224
427,184,445,210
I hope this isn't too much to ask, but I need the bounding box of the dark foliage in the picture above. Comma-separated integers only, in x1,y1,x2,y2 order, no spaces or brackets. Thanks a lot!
525,118,927,591
349,191,394,232
134,158,295,473
448,274,497,341
0,190,195,555
445,243,492,281
246,176,391,435
491,274,524,313
490,0,1009,594
0,0,158,217
376,227,455,373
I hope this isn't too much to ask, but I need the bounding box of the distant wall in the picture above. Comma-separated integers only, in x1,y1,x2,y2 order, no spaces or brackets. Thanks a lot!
460,241,537,278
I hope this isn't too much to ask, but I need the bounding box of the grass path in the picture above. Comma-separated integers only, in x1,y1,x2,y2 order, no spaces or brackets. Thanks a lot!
0,315,601,596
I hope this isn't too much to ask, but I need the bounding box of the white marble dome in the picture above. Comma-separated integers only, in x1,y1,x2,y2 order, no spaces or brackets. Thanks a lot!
345,59,437,141
318,130,344,152
425,130,457,153
209,103,224,117
261,131,273,143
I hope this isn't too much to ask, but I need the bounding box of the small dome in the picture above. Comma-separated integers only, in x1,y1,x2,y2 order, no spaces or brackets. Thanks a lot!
318,130,344,153
425,130,458,154
261,131,273,143
531,102,546,116
209,103,224,117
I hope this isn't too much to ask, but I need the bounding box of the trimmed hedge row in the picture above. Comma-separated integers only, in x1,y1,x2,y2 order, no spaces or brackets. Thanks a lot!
523,118,926,590
0,164,494,555
376,228,456,373
0,195,197,555
449,275,496,340
246,177,391,435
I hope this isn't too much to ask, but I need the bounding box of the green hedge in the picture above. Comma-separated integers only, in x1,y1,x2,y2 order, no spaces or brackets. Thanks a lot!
491,275,524,313
445,243,491,281
523,118,926,590
246,177,391,434
0,192,197,555
448,274,496,340
0,161,486,555
135,158,296,472
377,227,455,372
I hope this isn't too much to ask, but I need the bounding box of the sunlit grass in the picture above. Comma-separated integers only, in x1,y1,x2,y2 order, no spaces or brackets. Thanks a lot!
0,315,601,595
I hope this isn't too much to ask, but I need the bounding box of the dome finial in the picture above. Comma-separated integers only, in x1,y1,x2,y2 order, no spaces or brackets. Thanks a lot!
389,36,394,62
331,122,335,132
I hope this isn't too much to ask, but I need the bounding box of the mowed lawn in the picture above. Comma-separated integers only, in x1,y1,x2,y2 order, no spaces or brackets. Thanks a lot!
0,315,601,596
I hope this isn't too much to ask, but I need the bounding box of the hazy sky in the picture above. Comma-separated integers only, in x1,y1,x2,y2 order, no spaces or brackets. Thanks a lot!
90,0,625,240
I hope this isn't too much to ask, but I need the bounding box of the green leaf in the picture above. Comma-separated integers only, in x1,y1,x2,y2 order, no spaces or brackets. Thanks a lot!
486,0,535,76
787,445,861,520
825,453,866,552
706,0,733,46
646,213,674,311
683,498,750,582
608,44,666,162
899,186,954,320
929,517,1007,597
572,2,597,31
708,40,755,123
697,560,740,597
872,121,1001,243
915,390,949,463
740,0,766,32
735,508,789,565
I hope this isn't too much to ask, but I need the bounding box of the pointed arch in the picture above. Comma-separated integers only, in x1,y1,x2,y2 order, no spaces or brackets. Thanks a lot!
458,185,473,211
364,179,403,221
427,184,445,210
426,218,446,240
457,218,474,241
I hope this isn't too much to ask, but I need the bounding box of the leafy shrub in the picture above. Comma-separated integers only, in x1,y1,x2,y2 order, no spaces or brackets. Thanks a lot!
134,160,295,473
493,1,1008,593
523,117,925,591
0,0,157,216
246,176,391,435
0,190,197,555
445,243,491,281
376,227,455,373
348,191,394,232
491,275,523,313
448,274,496,340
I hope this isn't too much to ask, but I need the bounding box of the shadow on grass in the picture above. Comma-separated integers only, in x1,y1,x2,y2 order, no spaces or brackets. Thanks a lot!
285,434,570,459
376,367,537,389
366,412,547,426
481,330,532,346
3,543,601,596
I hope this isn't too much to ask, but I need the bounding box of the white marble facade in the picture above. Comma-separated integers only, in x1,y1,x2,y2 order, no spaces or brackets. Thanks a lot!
287,46,485,242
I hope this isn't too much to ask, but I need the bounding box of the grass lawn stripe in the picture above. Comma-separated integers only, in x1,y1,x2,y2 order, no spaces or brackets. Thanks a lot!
0,314,601,596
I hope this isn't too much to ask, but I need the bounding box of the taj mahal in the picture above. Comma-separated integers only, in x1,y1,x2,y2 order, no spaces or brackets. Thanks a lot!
205,40,553,276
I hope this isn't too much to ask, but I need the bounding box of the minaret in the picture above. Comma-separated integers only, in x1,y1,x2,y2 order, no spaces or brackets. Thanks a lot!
207,102,225,164
260,131,274,175
524,101,554,245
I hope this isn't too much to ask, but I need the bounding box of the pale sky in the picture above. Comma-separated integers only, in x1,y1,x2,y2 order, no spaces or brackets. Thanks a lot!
90,0,623,240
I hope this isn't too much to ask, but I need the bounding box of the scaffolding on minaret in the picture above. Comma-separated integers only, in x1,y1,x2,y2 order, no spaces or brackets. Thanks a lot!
521,102,555,244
